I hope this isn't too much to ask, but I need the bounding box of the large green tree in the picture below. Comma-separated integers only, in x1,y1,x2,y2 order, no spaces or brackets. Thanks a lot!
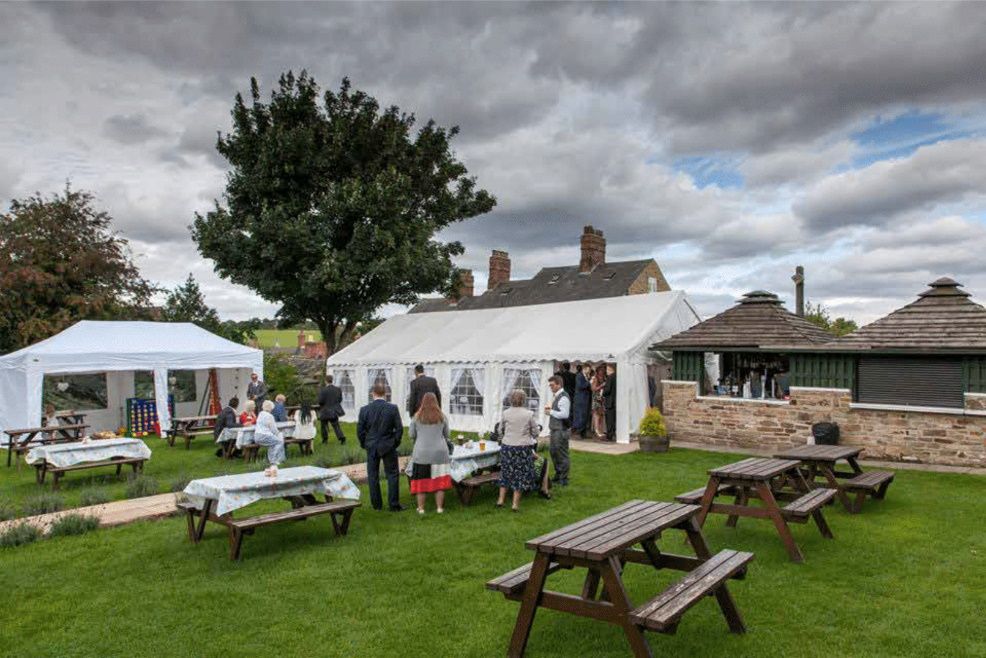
0,186,157,353
192,72,496,352
160,274,258,345
805,301,859,337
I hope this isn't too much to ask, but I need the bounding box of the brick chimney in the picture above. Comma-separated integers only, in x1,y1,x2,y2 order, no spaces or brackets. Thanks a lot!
792,265,805,317
297,330,306,350
488,250,511,290
451,269,474,302
579,225,606,273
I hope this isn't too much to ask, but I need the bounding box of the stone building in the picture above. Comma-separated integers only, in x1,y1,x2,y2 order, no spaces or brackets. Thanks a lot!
411,225,670,312
656,278,986,467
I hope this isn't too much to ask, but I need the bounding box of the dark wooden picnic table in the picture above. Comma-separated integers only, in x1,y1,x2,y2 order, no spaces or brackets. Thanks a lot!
166,415,217,449
47,410,88,426
3,423,90,467
774,444,895,513
679,457,836,563
487,500,753,657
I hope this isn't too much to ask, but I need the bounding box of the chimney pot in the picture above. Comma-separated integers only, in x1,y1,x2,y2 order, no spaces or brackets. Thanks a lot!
580,224,606,273
488,250,511,290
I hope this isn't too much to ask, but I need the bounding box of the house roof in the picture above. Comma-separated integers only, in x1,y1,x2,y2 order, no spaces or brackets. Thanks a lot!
651,290,834,351
815,278,986,353
329,291,699,366
410,260,657,313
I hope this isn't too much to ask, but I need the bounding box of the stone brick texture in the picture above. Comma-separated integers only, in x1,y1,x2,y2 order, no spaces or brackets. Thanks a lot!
628,261,670,294
662,381,986,468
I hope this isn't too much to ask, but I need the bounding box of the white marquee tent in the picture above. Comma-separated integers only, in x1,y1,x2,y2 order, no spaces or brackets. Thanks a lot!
326,291,700,443
0,321,263,440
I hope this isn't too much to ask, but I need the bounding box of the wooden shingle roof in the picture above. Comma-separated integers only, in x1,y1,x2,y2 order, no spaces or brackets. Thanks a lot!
818,278,986,353
652,290,833,351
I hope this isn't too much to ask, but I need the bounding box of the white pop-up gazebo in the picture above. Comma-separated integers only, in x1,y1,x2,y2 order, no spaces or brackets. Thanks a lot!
0,321,263,439
326,291,700,443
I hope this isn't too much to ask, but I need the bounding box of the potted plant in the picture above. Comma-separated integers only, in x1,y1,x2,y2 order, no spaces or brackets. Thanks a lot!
636,408,669,453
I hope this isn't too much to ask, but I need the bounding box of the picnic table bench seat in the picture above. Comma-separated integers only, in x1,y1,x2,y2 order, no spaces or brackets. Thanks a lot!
283,436,314,456
781,488,837,520
675,484,736,505
486,561,565,599
454,469,501,505
37,456,146,489
629,549,754,634
842,470,894,512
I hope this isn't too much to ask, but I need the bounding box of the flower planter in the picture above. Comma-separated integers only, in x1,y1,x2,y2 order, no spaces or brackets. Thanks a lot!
638,434,669,453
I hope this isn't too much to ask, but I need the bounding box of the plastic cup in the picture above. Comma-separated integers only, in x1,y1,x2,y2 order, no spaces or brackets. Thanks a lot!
479,441,486,452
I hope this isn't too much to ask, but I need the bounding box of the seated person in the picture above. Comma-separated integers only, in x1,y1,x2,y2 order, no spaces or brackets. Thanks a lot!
272,394,288,422
254,400,286,466
213,397,241,458
239,400,257,426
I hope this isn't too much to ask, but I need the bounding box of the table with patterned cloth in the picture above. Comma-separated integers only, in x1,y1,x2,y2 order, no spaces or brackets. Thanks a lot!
219,421,297,449
26,438,152,468
183,465,360,516
448,441,502,482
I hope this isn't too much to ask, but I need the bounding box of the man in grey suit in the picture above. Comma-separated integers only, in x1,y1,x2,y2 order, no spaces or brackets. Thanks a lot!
246,372,268,411
406,364,441,415
317,375,346,444
543,375,571,486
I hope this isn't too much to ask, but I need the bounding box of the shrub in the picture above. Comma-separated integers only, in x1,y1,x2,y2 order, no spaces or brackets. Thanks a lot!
314,454,335,469
169,471,193,493
0,522,42,548
125,474,159,499
22,492,65,517
0,498,16,521
79,487,110,507
47,513,100,538
637,408,667,437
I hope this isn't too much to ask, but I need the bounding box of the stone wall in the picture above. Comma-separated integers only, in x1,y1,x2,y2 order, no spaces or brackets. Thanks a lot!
628,261,670,294
662,380,986,467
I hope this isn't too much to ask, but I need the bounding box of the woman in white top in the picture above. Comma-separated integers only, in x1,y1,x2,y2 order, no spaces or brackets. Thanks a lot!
292,402,318,441
253,400,285,465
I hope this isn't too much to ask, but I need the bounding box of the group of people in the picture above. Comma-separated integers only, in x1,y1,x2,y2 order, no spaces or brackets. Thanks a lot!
555,361,617,442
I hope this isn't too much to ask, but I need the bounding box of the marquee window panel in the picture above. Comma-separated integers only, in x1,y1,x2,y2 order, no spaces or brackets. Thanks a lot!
367,368,393,403
501,368,542,413
336,370,356,412
43,373,109,411
450,367,485,416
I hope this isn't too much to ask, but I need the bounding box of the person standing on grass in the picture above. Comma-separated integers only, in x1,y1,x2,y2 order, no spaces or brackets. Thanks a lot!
247,372,268,411
544,375,571,486
253,400,286,466
590,363,607,439
572,363,592,438
497,389,549,511
317,375,347,444
357,383,405,512
602,363,617,442
408,393,452,515
407,364,441,415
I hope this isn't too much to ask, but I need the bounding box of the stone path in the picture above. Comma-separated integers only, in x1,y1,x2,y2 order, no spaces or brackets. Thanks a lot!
0,457,411,535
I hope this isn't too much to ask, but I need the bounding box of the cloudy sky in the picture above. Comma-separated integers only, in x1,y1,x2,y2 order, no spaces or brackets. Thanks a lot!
2,2,985,324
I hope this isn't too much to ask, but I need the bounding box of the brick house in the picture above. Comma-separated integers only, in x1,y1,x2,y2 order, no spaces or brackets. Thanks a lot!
411,225,670,313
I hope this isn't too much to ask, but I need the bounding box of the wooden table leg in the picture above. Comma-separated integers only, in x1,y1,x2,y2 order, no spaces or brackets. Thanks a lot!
507,552,552,658
193,499,214,543
695,476,720,529
755,481,803,563
820,463,853,512
580,569,601,600
725,486,748,528
682,516,714,561
599,555,653,658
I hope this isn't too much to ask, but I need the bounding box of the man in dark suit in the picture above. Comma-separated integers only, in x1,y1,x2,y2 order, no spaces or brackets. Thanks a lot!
602,364,617,442
406,364,441,415
555,362,577,401
357,383,405,511
317,375,347,444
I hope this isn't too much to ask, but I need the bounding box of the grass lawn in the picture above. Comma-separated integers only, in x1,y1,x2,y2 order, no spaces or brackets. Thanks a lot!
1,447,983,657
254,328,321,348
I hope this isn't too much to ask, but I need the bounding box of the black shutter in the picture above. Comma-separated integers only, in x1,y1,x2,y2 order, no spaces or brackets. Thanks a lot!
856,357,963,408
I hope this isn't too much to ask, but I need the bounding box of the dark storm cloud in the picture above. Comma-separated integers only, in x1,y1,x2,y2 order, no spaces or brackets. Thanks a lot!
103,113,169,144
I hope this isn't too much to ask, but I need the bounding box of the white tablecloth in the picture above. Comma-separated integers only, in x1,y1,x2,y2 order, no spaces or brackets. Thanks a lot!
25,438,152,468
219,421,297,448
183,466,361,516
448,441,502,482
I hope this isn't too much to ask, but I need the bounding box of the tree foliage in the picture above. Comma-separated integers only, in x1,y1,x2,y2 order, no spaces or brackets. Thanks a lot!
192,72,496,352
804,301,859,337
160,274,257,344
0,186,157,353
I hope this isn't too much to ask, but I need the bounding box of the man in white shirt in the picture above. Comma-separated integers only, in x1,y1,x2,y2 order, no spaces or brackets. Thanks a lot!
543,375,571,486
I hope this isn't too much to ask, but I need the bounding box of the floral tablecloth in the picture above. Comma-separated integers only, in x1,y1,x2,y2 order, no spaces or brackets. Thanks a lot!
25,438,152,468
183,466,360,516
448,441,502,482
219,421,297,448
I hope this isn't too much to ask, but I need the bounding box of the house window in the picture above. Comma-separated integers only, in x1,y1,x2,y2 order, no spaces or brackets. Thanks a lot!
367,368,392,403
334,370,356,412
648,277,658,292
450,367,485,416
43,373,108,411
502,368,542,413
856,357,963,408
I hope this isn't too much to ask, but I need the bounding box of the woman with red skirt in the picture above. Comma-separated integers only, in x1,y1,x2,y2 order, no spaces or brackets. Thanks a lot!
408,393,452,515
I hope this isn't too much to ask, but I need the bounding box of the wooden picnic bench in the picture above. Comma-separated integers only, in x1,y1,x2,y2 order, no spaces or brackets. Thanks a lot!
36,456,146,489
178,495,359,560
4,423,90,467
679,457,835,563
487,500,753,657
455,469,502,505
166,415,217,449
773,444,895,513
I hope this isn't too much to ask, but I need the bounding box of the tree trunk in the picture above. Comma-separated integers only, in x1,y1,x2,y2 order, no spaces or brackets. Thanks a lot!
316,319,340,356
